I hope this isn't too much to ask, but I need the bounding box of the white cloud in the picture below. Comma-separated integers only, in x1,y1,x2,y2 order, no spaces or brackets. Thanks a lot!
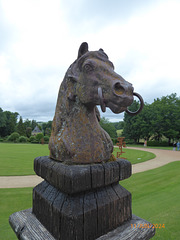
0,0,180,121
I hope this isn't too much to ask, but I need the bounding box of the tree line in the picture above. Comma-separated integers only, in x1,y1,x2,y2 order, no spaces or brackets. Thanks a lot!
0,108,52,142
1,93,179,145
123,93,180,145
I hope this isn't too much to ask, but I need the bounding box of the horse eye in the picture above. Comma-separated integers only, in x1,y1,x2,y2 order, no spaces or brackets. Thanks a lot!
83,64,93,72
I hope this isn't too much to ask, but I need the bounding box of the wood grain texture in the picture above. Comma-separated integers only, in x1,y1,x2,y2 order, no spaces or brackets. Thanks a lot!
32,181,132,239
9,209,55,240
34,157,131,194
9,210,155,240
9,156,155,239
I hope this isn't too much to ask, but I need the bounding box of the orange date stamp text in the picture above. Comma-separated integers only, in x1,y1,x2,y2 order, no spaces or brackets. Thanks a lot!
131,223,165,229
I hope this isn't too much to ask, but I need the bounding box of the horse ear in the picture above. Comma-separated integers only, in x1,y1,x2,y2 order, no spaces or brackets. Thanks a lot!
78,42,88,58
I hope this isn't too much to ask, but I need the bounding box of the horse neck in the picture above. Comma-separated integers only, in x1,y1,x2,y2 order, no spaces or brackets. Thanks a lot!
67,99,98,129
54,90,98,135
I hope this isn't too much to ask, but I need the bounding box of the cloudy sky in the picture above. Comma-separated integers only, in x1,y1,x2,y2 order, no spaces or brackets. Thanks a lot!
0,0,180,122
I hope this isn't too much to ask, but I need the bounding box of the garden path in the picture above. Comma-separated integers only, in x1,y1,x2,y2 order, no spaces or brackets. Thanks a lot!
0,147,180,188
129,147,180,174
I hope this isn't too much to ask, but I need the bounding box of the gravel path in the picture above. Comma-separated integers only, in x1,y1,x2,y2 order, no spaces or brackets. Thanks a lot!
0,175,43,189
130,147,180,174
0,148,180,188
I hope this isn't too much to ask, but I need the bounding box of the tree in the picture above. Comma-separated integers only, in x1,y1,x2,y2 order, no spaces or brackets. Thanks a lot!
122,93,180,145
31,120,37,130
42,122,47,135
24,119,32,129
99,117,117,138
137,103,153,140
45,128,51,136
0,108,6,137
42,121,52,135
26,127,32,138
123,101,144,143
0,111,19,137
113,121,124,130
16,116,26,136
35,133,44,143
150,94,180,143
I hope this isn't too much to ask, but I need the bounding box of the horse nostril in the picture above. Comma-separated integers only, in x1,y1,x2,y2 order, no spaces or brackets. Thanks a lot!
113,82,125,96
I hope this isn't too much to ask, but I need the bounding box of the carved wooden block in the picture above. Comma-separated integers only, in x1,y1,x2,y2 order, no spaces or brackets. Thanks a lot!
33,181,131,240
32,157,132,239
9,156,155,239
34,156,131,194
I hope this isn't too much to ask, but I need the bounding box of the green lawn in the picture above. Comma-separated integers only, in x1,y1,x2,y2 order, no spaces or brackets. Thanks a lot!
0,143,49,176
113,147,156,164
0,162,179,240
0,143,155,176
121,161,180,240
0,187,33,240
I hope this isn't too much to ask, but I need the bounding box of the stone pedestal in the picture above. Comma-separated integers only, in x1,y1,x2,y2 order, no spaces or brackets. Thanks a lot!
9,156,155,240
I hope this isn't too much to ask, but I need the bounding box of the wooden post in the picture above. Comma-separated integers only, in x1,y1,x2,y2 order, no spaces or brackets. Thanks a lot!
9,156,155,240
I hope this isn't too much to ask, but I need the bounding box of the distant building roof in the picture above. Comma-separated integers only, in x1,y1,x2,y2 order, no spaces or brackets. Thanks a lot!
32,126,42,135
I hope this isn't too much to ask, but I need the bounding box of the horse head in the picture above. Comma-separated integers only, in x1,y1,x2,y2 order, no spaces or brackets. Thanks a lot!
49,42,143,164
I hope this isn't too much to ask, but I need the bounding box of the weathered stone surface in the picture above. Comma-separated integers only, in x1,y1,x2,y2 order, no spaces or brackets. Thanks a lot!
34,156,131,194
48,42,140,164
9,209,155,240
33,182,132,240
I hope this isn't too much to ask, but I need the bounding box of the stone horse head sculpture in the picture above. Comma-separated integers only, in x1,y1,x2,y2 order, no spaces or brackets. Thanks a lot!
49,42,143,164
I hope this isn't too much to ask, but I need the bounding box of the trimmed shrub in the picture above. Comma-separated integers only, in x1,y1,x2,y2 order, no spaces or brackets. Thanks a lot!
7,132,20,142
19,136,28,143
35,133,44,143
147,141,169,147
44,136,49,143
29,136,36,142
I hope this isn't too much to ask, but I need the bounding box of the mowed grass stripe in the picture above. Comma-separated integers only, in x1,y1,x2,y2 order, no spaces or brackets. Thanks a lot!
0,143,155,176
0,143,49,176
113,147,156,164
0,187,33,240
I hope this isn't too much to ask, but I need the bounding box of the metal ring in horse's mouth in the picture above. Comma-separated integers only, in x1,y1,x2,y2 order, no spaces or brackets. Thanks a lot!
98,87,106,112
125,92,144,116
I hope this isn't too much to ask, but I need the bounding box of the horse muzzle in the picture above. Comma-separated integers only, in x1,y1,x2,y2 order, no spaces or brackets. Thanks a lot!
98,86,144,116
